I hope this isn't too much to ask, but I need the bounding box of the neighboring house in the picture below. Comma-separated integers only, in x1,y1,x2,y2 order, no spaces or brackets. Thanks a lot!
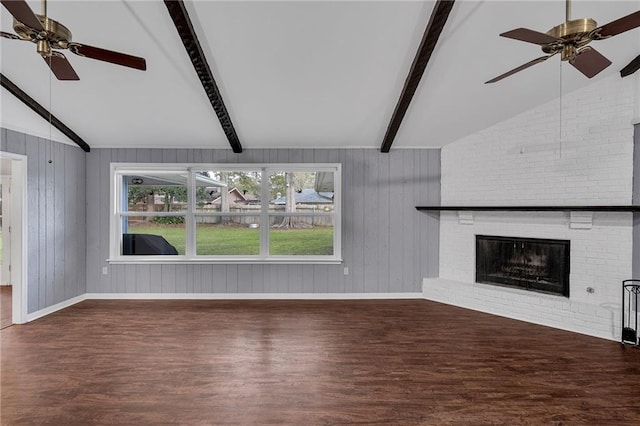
208,187,248,206
271,188,333,205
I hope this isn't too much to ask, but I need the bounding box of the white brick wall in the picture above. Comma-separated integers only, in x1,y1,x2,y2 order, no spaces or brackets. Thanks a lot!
429,75,636,341
442,75,634,205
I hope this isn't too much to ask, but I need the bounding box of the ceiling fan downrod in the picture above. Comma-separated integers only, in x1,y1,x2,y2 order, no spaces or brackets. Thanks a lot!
36,0,50,57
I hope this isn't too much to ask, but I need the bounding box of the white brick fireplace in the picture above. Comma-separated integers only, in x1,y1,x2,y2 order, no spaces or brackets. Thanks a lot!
423,74,638,340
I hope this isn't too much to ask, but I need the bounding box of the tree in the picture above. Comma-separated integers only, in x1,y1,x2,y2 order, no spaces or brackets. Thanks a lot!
269,172,286,199
232,171,261,199
127,185,186,212
159,187,187,212
128,187,153,209
272,172,312,229
196,171,213,207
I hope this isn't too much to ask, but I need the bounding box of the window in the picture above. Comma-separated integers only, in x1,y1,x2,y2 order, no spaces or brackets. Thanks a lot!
110,163,341,263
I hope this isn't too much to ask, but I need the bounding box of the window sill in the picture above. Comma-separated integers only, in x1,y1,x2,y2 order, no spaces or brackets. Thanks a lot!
107,257,343,265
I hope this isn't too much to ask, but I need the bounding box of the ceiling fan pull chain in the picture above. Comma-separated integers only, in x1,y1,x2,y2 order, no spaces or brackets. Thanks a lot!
48,58,53,164
559,59,563,159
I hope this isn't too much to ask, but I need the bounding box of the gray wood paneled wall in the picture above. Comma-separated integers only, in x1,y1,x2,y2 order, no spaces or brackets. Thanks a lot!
86,148,440,294
1,128,86,313
634,124,639,278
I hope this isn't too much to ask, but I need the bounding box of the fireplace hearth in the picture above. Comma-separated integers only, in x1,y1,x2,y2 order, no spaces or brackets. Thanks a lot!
476,235,570,297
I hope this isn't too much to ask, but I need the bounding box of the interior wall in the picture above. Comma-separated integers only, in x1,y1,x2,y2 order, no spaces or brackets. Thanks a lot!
86,148,440,294
426,74,635,340
634,123,639,279
0,128,87,314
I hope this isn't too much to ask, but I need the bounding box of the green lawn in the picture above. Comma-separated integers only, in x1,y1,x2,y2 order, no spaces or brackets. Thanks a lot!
127,224,333,256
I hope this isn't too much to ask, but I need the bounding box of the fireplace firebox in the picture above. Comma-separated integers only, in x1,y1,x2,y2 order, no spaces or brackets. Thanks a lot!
476,235,570,297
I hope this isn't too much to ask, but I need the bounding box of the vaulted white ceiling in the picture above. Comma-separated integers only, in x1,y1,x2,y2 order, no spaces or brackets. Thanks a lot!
1,1,639,150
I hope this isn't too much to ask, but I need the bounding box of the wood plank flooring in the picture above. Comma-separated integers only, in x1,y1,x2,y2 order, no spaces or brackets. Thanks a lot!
0,285,11,329
1,299,640,425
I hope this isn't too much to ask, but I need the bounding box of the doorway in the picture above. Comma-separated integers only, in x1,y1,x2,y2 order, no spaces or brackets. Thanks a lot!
0,152,27,326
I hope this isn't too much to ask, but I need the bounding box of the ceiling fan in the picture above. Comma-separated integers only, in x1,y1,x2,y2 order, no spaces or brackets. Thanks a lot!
0,0,146,80
486,0,640,84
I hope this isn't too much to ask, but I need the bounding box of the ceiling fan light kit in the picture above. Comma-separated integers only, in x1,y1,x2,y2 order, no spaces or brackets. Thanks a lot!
1,0,146,80
486,0,640,83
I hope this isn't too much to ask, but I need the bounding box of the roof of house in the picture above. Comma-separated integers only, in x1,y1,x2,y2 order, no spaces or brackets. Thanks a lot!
210,187,248,204
271,188,334,205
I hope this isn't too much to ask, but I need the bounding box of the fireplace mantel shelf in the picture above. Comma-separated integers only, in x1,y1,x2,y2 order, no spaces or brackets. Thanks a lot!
415,206,640,212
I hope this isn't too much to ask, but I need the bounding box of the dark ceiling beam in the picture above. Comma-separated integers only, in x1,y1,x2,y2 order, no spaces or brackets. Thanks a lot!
620,54,640,78
380,0,455,153
164,0,243,153
0,73,90,152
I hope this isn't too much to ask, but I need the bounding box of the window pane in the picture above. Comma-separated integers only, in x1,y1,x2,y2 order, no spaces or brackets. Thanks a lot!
268,171,334,213
125,174,187,213
196,217,260,255
269,218,334,255
194,170,262,214
123,216,185,255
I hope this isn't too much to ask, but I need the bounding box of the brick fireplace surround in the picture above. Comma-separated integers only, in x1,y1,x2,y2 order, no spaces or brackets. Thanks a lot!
423,74,640,341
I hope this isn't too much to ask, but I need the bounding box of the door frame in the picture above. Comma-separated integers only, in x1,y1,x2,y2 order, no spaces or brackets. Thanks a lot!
1,175,11,286
0,152,27,324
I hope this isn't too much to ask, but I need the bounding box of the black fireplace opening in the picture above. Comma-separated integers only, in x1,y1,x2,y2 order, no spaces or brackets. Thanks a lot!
476,235,570,297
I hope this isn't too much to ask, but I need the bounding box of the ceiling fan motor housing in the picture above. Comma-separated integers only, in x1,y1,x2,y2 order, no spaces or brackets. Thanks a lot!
542,18,598,60
13,14,72,56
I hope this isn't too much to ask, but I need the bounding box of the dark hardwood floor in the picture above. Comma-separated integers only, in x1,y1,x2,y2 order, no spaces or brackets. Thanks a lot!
1,299,639,425
0,285,11,329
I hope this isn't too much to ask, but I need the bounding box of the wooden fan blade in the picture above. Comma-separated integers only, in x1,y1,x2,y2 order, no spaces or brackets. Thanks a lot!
569,47,612,78
620,54,640,78
595,10,640,38
485,55,553,84
0,0,44,31
500,28,563,45
68,42,146,71
44,52,79,80
1,31,22,40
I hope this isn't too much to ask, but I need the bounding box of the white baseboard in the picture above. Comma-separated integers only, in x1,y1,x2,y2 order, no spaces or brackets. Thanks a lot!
84,292,424,300
26,294,87,322
21,292,423,323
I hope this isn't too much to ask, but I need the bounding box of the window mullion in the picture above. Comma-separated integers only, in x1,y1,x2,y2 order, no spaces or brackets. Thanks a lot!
260,168,269,258
185,168,195,258
113,171,122,259
334,164,342,260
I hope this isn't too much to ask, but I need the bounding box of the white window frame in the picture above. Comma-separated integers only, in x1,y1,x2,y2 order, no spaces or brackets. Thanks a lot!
109,163,342,264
